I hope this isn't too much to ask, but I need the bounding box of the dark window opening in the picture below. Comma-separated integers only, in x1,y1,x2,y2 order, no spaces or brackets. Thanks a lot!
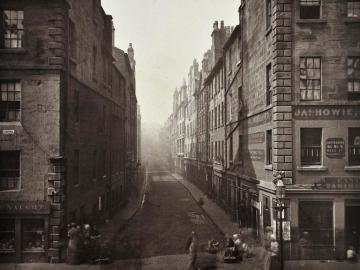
348,57,360,100
0,81,21,121
266,130,272,165
266,0,272,29
349,128,360,166
0,151,20,191
300,0,321,19
301,128,322,165
266,63,272,105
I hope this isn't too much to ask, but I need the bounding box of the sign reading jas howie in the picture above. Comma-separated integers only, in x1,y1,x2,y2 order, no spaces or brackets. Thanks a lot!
293,105,360,120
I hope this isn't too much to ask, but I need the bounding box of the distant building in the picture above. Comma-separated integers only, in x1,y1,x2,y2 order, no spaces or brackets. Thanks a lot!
166,0,360,261
0,0,138,263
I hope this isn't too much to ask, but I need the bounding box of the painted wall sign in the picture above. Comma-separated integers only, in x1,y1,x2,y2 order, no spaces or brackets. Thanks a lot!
2,130,15,135
293,106,360,120
246,110,272,128
246,149,265,161
326,138,345,158
247,132,265,144
0,201,50,214
315,177,360,189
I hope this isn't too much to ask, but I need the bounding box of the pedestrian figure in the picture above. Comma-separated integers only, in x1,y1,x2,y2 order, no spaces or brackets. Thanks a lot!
186,231,199,270
66,223,82,265
268,234,279,270
346,245,358,263
299,231,311,260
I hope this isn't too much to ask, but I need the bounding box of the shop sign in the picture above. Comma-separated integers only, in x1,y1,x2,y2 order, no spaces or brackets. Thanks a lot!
315,177,360,190
326,138,345,158
293,105,360,120
0,201,50,214
2,130,15,135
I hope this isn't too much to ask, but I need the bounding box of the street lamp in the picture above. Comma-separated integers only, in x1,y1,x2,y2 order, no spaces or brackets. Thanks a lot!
273,171,286,270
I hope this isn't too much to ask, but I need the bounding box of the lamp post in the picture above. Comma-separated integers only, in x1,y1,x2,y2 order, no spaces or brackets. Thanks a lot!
273,171,286,270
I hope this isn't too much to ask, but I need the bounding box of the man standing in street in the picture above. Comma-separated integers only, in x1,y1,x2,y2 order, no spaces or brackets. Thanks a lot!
186,231,199,270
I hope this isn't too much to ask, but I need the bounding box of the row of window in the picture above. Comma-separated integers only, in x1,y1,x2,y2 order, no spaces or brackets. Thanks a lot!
210,140,225,163
209,102,225,130
300,128,360,166
225,127,360,168
265,0,360,30
0,149,108,191
264,57,360,103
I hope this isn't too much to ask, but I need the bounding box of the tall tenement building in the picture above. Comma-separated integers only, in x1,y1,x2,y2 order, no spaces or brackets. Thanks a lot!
0,0,138,263
167,0,360,260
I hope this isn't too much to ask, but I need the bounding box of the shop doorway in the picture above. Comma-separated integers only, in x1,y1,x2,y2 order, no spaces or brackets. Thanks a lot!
345,203,360,253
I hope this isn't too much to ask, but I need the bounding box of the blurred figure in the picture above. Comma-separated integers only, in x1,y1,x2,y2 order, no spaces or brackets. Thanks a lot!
186,231,199,270
346,245,358,263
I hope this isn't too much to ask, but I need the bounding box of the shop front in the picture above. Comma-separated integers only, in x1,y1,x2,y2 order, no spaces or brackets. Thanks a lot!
0,200,50,263
287,180,360,260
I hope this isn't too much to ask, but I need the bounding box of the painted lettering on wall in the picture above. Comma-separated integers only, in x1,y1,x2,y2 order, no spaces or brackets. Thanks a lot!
293,106,360,120
314,177,360,189
326,138,345,158
0,201,50,214
247,132,265,144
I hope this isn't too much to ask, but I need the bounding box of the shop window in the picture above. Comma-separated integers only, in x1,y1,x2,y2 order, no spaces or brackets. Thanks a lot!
266,0,272,29
266,63,272,105
0,219,15,251
1,10,24,48
347,57,360,100
299,201,333,246
0,151,20,191
300,57,321,101
300,0,321,19
22,219,45,251
301,128,322,165
0,81,21,121
349,128,360,166
347,0,360,17
266,130,272,165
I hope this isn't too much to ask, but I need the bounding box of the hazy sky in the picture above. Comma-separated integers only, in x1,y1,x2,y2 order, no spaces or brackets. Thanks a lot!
101,0,239,125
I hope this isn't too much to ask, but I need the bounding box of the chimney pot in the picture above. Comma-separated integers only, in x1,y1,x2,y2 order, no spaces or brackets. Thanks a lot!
220,20,224,28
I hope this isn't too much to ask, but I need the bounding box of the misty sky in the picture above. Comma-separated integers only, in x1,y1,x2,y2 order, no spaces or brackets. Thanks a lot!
101,0,239,125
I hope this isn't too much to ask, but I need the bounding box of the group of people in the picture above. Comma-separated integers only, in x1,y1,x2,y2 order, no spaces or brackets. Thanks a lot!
185,230,254,270
66,223,101,265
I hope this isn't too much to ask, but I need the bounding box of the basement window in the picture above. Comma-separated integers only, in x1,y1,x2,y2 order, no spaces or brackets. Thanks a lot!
300,0,321,19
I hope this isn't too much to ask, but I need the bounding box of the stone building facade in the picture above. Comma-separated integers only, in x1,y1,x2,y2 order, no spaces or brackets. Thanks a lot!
0,0,138,263
167,0,360,260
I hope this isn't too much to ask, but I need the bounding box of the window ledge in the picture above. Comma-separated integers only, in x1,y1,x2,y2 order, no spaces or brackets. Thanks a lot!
264,164,273,171
297,165,328,172
344,166,360,171
296,19,327,25
344,18,360,24
265,26,272,36
0,122,21,126
0,48,27,54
